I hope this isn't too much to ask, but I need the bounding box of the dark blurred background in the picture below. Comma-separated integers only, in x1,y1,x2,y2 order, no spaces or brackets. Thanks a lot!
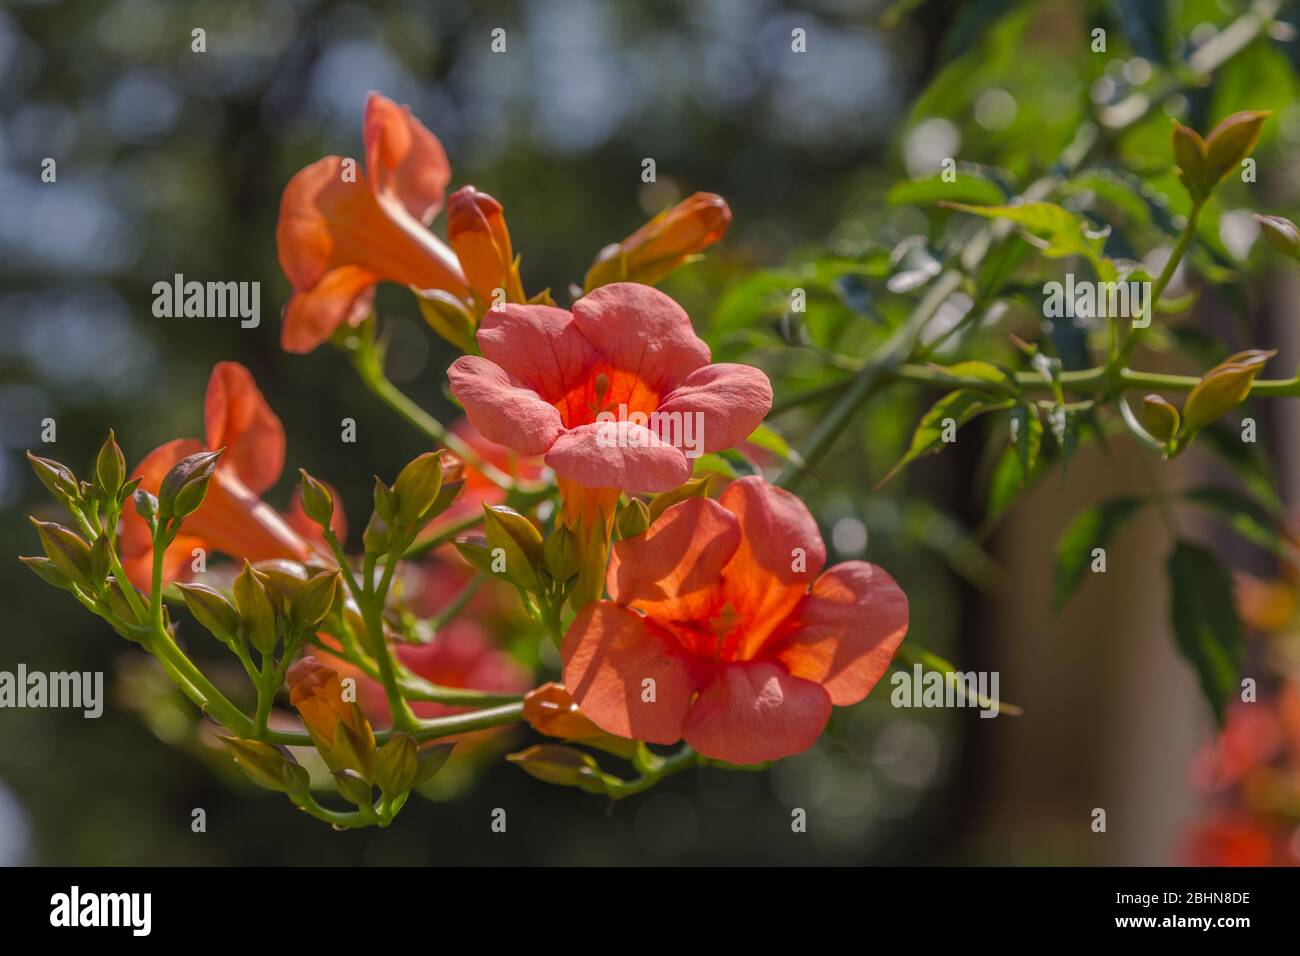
2,0,1298,865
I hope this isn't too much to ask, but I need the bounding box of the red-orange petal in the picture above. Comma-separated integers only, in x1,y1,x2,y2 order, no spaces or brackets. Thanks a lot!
276,155,466,297
204,362,285,496
682,661,831,764
281,266,377,354
773,561,909,706
606,495,739,622
562,602,697,745
363,92,451,224
717,477,826,656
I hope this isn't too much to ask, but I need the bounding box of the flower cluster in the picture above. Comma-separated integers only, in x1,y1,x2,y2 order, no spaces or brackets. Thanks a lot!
19,93,909,828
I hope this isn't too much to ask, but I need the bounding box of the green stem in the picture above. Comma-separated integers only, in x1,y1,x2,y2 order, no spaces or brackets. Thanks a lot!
253,652,275,737
264,700,525,747
363,551,420,732
403,511,486,559
351,338,522,491
605,745,700,800
776,270,962,490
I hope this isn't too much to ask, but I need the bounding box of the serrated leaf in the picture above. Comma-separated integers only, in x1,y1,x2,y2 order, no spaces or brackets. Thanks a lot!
1053,498,1144,611
1166,540,1242,726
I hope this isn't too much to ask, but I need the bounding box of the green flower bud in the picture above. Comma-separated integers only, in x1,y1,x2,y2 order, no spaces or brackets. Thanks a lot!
94,429,126,501
177,582,240,644
27,452,79,506
20,555,72,591
393,452,444,527
506,744,614,795
31,519,93,589
232,561,278,655
297,469,335,529
362,512,392,556
332,768,374,808
616,498,651,540
158,449,223,521
482,505,544,593
372,476,397,524
291,570,340,634
413,743,455,787
543,526,579,582
1140,394,1180,446
221,737,299,794
1257,214,1300,259
375,733,419,798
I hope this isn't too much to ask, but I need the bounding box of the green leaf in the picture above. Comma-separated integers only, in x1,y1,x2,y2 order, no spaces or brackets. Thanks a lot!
1009,404,1042,484
893,643,1022,715
745,422,804,467
1166,540,1243,726
879,389,1013,487
941,201,1109,272
921,360,1018,395
1183,486,1289,560
888,171,1006,207
1053,498,1144,611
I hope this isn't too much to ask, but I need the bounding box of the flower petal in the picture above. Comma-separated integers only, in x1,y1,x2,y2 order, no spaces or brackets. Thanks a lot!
362,93,451,224
204,362,285,496
281,266,376,354
562,603,697,745
773,562,909,706
682,661,831,764
658,363,773,453
718,477,827,655
571,282,710,393
607,496,739,620
475,303,597,414
544,421,691,493
447,355,565,455
275,155,466,298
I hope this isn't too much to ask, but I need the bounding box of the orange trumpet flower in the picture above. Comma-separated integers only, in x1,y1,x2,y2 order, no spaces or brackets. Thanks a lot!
119,362,339,590
276,93,469,353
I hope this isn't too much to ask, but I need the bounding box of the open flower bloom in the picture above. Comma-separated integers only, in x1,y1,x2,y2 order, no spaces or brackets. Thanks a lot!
120,362,329,590
562,476,909,764
447,282,771,496
276,92,469,353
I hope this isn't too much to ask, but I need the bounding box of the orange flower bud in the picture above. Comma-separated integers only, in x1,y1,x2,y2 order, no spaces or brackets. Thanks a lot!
447,186,524,307
584,192,731,290
287,655,375,779
522,682,635,758
524,682,603,740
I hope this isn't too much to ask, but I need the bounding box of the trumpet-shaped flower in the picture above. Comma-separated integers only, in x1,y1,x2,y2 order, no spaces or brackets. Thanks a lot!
447,282,771,494
276,92,469,353
561,476,909,764
120,362,329,589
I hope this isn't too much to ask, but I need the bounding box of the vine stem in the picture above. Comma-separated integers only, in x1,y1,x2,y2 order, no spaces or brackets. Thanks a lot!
263,701,525,747
351,332,528,492
772,0,1281,485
